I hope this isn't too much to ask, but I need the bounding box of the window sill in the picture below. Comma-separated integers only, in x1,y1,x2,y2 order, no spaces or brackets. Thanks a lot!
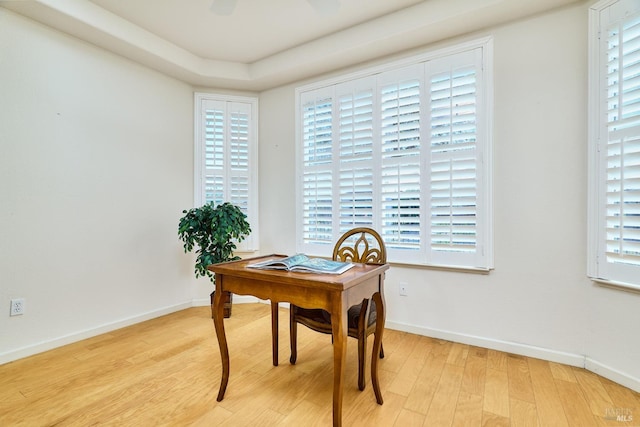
390,261,492,275
291,251,493,275
590,277,640,294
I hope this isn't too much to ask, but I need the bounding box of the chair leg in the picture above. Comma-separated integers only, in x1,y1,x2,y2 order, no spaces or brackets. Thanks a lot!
271,302,279,366
289,307,298,364
357,334,367,391
379,342,384,359
356,298,371,391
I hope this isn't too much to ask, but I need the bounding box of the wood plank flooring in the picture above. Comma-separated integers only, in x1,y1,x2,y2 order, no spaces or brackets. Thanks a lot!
1,304,639,426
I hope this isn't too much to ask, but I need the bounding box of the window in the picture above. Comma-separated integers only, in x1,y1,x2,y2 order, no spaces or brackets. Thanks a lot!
295,39,493,270
589,0,640,289
194,93,259,252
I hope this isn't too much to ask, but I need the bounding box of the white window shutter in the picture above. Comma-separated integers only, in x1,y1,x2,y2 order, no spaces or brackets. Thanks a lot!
426,49,485,267
228,104,251,216
591,2,640,286
336,78,376,235
300,90,334,251
195,94,258,252
203,100,226,206
378,66,423,260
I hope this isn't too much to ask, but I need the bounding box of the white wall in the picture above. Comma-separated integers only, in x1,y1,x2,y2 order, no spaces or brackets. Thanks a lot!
259,3,640,391
0,9,200,362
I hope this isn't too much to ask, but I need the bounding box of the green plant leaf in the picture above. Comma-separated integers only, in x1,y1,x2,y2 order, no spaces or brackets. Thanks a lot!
177,202,251,283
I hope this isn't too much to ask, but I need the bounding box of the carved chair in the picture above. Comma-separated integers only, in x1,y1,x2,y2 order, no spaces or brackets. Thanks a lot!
289,227,387,390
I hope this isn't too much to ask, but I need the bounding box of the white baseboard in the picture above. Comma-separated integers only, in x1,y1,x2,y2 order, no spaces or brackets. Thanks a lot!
385,320,585,367
385,320,640,393
585,358,640,393
192,294,261,306
1,297,268,366
0,301,192,365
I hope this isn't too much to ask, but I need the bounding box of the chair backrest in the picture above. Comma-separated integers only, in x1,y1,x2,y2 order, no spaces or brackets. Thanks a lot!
332,227,387,264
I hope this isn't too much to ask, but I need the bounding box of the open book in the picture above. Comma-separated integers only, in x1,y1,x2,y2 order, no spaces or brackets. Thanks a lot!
247,254,354,275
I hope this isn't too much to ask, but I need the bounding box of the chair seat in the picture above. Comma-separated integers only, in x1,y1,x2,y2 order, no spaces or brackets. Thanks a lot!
295,300,377,331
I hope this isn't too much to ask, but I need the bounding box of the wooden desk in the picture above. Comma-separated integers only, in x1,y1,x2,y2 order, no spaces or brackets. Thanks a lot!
208,254,389,427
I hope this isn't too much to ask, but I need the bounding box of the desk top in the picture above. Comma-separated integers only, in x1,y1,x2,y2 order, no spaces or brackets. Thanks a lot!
208,254,389,292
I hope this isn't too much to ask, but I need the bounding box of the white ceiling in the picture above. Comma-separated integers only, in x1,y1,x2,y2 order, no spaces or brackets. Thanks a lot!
1,0,581,91
89,0,427,63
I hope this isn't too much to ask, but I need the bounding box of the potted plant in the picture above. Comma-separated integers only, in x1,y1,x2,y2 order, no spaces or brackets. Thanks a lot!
178,201,251,317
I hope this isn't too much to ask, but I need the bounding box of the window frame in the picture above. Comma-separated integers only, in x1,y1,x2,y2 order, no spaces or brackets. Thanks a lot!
194,92,259,253
588,0,640,291
294,37,494,271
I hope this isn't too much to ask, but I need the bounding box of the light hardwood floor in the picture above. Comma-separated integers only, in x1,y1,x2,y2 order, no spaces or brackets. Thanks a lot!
1,304,639,426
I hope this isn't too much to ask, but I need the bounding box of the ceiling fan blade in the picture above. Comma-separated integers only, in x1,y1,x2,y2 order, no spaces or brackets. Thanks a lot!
307,0,340,16
210,0,238,16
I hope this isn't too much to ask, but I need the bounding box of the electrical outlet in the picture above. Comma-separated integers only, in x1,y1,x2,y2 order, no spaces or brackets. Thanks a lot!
399,282,408,296
10,298,25,316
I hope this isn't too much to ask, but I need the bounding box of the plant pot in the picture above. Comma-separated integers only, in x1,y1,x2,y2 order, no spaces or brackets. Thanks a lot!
210,290,232,318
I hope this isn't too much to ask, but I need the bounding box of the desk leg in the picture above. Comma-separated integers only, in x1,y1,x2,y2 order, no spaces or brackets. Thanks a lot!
331,297,348,427
271,302,279,366
371,290,385,405
212,280,230,401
